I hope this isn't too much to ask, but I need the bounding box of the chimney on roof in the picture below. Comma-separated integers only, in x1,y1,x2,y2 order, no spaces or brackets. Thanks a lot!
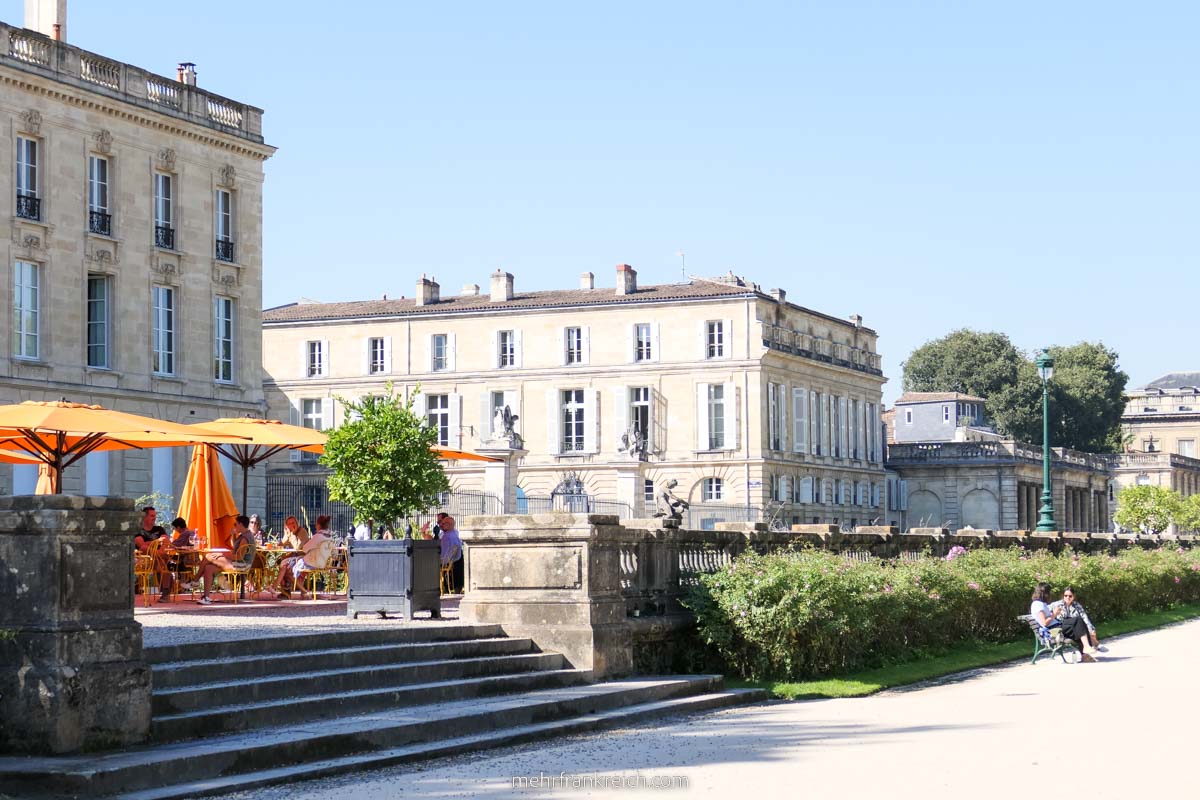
177,62,197,87
25,0,66,41
769,288,787,303
849,314,863,328
615,263,637,296
490,269,514,302
580,272,594,290
415,273,440,306
461,283,479,297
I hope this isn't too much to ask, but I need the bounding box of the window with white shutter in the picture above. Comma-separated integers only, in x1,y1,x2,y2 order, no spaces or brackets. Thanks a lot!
793,387,808,453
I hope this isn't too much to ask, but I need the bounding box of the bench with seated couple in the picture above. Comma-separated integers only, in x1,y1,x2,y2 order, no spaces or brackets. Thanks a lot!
1017,614,1080,664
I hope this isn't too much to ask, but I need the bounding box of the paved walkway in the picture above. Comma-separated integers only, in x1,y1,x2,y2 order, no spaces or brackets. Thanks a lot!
224,618,1197,799
136,596,460,648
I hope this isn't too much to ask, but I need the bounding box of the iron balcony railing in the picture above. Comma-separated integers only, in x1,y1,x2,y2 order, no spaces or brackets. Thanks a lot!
214,238,235,262
16,193,40,221
88,210,112,236
154,225,175,250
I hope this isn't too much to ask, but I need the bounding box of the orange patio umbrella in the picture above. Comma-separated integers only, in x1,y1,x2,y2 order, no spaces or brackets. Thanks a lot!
177,445,240,549
0,400,250,493
432,445,501,463
187,418,327,511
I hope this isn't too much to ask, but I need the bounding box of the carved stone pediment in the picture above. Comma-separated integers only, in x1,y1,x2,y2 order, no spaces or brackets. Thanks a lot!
150,253,183,282
93,129,113,154
211,262,242,289
19,109,41,135
156,148,176,171
218,164,236,188
85,239,118,266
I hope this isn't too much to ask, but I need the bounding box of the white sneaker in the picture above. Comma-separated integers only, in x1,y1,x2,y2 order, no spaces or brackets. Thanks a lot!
1097,645,1109,653
197,596,213,605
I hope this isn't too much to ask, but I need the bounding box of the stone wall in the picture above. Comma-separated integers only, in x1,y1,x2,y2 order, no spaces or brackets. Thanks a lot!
0,495,151,754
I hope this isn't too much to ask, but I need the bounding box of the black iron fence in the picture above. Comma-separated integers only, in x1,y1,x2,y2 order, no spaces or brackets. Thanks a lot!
519,494,634,519
265,472,501,535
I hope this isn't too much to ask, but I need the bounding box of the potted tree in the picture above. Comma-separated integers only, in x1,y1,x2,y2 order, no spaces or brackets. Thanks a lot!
322,386,449,619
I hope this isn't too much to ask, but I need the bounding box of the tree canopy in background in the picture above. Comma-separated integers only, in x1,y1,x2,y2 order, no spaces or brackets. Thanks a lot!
902,330,1128,453
321,385,449,528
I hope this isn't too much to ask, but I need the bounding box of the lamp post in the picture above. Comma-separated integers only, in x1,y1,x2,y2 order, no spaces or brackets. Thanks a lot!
1035,350,1057,532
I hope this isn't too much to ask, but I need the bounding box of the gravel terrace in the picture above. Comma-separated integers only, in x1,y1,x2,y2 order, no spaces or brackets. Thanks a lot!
135,596,462,648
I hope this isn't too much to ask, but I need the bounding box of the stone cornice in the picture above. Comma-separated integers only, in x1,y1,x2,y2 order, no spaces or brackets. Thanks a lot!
0,66,275,162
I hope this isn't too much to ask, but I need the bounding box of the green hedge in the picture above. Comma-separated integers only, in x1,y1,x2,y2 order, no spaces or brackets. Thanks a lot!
683,546,1200,681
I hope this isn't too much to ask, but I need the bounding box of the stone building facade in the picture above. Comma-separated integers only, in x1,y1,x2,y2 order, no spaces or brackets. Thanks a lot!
263,266,887,528
0,8,274,505
885,440,1112,532
890,392,987,443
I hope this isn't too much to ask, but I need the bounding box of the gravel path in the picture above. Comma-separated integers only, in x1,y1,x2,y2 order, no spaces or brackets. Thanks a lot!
136,597,461,648
221,617,1199,799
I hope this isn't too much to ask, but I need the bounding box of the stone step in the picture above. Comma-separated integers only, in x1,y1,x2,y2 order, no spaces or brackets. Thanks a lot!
143,623,505,665
116,689,765,800
151,668,593,742
151,636,536,689
153,652,566,715
0,677,750,798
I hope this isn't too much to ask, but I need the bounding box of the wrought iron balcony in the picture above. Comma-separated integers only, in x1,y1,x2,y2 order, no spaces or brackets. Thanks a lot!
88,210,112,236
155,225,175,250
16,193,40,221
214,238,235,262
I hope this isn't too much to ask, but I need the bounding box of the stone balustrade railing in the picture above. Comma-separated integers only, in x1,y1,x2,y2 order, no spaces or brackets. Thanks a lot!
1,22,265,142
887,440,1112,472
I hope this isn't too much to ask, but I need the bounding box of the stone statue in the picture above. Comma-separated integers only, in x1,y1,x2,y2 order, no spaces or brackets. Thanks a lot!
490,405,522,447
617,422,647,459
654,478,689,522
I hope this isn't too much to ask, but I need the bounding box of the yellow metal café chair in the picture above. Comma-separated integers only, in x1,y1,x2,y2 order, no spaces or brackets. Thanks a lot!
218,540,253,604
439,544,461,596
133,538,163,607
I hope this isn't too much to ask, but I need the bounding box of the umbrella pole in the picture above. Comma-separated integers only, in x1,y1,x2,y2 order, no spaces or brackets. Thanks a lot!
242,463,249,514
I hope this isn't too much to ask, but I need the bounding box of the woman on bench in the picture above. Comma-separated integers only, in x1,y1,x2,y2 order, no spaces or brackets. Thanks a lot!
1052,586,1104,661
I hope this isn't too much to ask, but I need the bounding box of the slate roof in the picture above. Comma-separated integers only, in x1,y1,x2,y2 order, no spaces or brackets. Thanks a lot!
894,392,986,405
1142,372,1200,392
262,280,757,323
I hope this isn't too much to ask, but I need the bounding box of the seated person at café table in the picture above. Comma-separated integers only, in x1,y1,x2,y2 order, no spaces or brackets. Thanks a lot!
438,512,464,593
280,515,310,549
248,514,266,544
134,506,173,602
195,515,256,605
276,515,335,599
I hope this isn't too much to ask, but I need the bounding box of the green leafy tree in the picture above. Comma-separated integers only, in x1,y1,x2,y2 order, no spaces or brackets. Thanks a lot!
1175,493,1200,534
1113,485,1182,534
901,331,1128,453
321,385,449,529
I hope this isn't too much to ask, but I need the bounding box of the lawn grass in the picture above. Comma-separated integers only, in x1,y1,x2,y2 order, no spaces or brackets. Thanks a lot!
727,601,1200,701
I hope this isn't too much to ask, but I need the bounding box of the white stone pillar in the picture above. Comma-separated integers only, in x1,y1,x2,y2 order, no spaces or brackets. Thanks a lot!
474,445,526,514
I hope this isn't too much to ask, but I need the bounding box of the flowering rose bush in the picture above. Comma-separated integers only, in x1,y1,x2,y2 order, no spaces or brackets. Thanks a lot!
684,546,1200,680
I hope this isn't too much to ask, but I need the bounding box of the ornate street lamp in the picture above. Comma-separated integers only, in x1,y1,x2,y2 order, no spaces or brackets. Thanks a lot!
1035,350,1057,532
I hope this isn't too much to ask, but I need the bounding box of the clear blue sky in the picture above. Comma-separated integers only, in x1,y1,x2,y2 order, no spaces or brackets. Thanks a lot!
23,1,1197,404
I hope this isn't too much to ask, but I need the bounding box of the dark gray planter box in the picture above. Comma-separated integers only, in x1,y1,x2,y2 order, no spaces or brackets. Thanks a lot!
347,538,441,620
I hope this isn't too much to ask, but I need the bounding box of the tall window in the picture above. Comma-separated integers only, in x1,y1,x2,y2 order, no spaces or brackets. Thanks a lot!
498,330,516,367
13,260,39,359
154,173,174,249
703,477,723,502
301,399,324,430
86,274,110,368
831,396,841,457
635,323,653,361
561,389,586,452
151,285,175,374
213,296,234,382
768,383,782,451
306,341,324,377
214,189,234,261
630,387,650,441
564,327,583,364
426,333,447,372
707,384,725,449
810,390,822,455
88,156,110,235
369,337,388,374
705,321,724,359
15,137,38,220
1180,440,1196,458
643,478,655,505
426,394,450,446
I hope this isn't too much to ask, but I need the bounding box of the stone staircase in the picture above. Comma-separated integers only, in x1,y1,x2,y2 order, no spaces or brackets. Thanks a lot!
0,624,764,799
